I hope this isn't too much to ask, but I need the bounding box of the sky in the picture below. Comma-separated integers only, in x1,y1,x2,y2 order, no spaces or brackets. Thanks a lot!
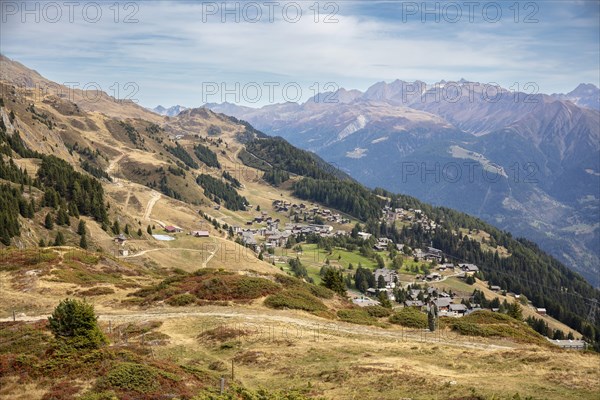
1,0,599,107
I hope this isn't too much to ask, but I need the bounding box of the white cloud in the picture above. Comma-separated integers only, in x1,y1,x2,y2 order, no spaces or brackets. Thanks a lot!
0,1,597,106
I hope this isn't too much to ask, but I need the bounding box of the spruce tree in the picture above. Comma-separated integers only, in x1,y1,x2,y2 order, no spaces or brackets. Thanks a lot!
322,268,346,296
54,231,65,246
48,298,108,349
507,302,523,321
378,291,392,309
44,212,54,229
79,234,88,249
77,220,86,236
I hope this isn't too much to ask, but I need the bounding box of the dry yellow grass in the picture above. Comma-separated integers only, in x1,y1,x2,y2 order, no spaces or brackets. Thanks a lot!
0,377,48,400
0,249,598,400
145,309,600,400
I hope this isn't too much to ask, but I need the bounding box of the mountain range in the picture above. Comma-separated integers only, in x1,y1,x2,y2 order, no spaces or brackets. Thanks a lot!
194,80,600,286
151,104,189,117
1,54,600,385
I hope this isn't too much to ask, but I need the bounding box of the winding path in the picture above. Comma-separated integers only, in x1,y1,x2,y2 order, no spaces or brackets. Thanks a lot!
143,191,161,221
121,244,216,263
106,153,125,182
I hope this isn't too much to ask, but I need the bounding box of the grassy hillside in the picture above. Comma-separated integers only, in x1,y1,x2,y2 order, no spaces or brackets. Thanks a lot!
0,58,599,399
0,248,599,399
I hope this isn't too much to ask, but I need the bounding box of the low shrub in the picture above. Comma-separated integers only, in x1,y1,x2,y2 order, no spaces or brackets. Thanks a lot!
192,384,325,400
208,361,227,371
0,321,51,356
79,287,115,296
308,284,335,299
264,289,327,312
274,274,334,299
166,293,196,306
364,305,392,318
450,310,549,346
79,391,118,400
133,271,281,303
389,307,428,329
337,309,378,326
101,362,159,393
0,248,59,271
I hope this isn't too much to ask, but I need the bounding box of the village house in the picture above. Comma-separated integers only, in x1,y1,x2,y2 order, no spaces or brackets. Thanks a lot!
430,297,452,312
413,248,426,260
460,263,479,274
374,237,392,251
114,233,127,245
241,232,257,246
404,300,425,308
409,289,422,300
423,253,442,262
191,230,210,237
437,263,454,271
352,297,379,307
164,225,183,233
449,303,468,316
266,233,287,247
374,268,398,288
546,339,587,350
425,273,441,281
358,232,372,240
427,247,443,256
376,288,396,302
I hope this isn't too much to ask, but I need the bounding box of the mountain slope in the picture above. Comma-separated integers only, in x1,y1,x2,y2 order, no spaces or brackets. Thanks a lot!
0,56,599,352
204,81,600,286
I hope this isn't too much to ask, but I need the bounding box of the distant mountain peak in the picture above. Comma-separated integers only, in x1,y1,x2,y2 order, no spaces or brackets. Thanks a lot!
152,105,188,117
552,83,600,110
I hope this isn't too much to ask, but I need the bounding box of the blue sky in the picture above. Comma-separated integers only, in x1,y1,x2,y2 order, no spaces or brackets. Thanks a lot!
1,0,599,107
